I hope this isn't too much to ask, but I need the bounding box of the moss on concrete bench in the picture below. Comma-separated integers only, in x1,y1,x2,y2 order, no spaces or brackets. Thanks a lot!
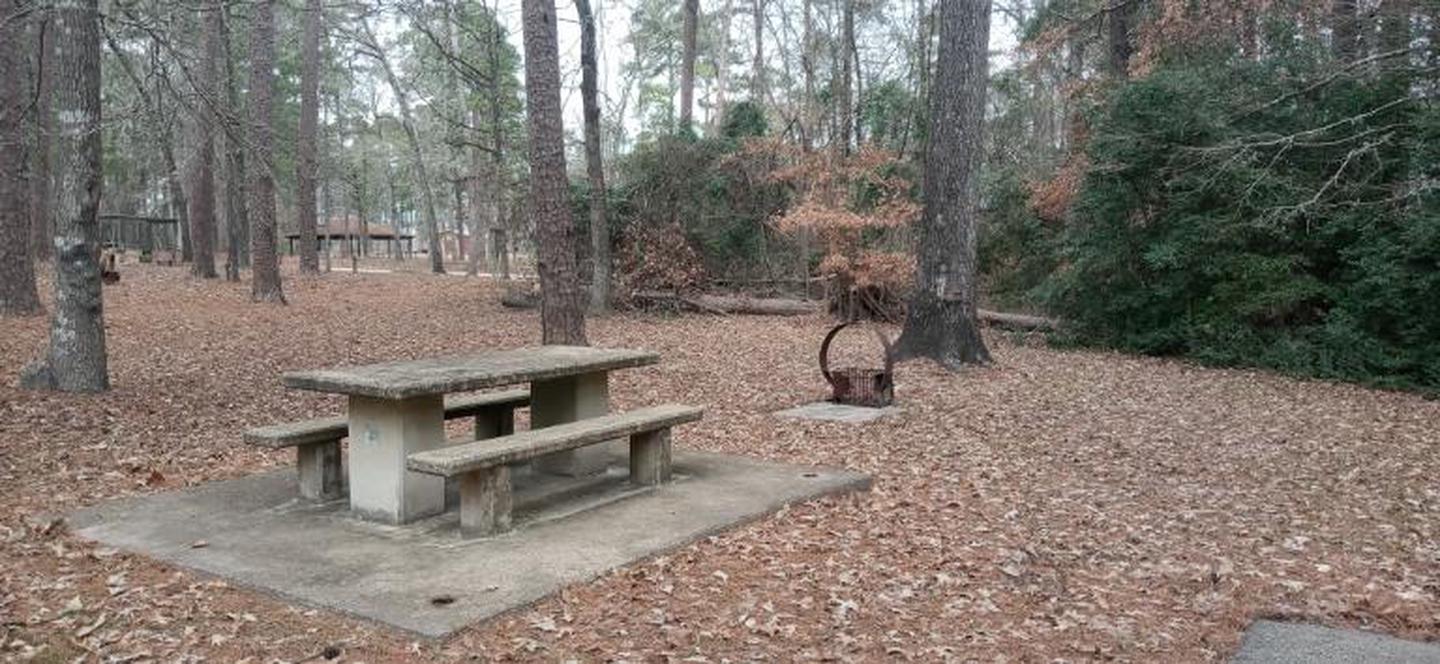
244,389,531,500
407,404,703,538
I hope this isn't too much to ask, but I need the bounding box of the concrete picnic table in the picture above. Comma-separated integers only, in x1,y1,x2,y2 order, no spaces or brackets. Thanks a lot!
282,345,660,524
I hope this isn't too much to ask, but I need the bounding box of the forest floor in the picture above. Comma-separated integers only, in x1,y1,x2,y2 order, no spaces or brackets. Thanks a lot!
2,263,1437,663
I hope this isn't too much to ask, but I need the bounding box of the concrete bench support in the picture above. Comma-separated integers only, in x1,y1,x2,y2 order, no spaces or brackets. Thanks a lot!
459,465,512,537
629,429,672,486
296,440,344,500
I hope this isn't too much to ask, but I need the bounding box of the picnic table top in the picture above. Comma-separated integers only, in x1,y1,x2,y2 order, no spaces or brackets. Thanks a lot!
282,346,660,400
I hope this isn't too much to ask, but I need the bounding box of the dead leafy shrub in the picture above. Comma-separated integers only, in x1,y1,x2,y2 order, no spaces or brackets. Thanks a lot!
1028,153,1088,222
616,224,708,297
769,146,917,322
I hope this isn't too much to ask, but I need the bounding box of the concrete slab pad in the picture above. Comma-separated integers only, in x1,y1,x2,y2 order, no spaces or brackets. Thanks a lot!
1232,621,1440,663
67,450,869,639
774,401,899,423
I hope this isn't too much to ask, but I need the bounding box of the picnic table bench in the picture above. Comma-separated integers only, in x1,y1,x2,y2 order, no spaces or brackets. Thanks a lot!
408,404,703,536
244,390,531,500
247,346,701,532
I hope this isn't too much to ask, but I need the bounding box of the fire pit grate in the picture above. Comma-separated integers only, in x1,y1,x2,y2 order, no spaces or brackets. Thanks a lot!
819,322,895,408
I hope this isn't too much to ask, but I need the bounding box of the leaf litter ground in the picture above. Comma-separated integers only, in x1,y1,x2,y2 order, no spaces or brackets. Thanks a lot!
1,264,1437,662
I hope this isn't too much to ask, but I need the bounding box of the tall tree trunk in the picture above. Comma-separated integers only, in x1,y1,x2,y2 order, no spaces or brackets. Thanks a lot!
175,58,192,268
716,0,732,128
1107,0,1137,77
21,0,109,391
138,36,193,271
187,2,220,279
850,10,863,146
1061,37,1085,154
1331,0,1360,61
752,0,766,100
321,179,332,271
30,16,54,262
360,19,446,274
1,0,41,316
577,0,610,311
839,0,854,152
453,179,465,262
902,0,933,159
351,154,367,273
295,0,322,274
221,2,249,281
1378,0,1412,79
680,0,700,131
468,2,510,278
894,0,991,368
801,0,815,148
465,106,489,277
442,0,468,266
489,6,510,281
522,0,587,345
248,0,286,303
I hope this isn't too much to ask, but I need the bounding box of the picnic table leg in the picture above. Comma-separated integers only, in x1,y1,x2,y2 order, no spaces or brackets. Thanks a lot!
473,406,515,439
346,395,446,524
448,406,517,510
530,371,612,477
296,440,344,500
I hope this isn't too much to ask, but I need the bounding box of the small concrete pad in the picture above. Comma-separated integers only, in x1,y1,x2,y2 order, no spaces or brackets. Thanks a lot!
1232,621,1440,663
68,450,869,638
775,401,899,423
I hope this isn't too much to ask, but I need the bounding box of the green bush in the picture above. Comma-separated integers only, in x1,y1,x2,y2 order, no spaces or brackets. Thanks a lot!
1034,51,1440,393
978,168,1060,311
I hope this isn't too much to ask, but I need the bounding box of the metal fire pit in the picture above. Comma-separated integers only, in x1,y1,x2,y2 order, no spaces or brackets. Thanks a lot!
819,322,895,408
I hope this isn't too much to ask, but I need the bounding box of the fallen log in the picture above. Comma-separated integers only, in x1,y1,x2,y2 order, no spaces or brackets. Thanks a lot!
631,290,1058,327
631,291,819,316
978,309,1056,331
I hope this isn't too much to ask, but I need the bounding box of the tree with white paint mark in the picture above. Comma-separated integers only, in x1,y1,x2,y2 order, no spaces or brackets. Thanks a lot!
21,0,110,392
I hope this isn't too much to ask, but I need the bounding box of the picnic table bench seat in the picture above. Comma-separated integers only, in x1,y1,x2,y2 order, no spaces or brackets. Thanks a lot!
244,389,531,500
407,404,703,538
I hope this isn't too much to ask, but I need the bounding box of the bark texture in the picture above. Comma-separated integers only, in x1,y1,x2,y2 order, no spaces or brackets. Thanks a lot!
679,0,700,131
464,107,489,277
295,0,323,274
30,16,54,262
1331,0,1360,61
801,0,815,147
752,0,766,99
1379,0,1413,75
893,0,991,368
489,77,510,282
716,0,732,127
839,0,855,152
1107,0,1137,77
21,0,109,391
522,0,587,345
247,0,285,302
577,0,610,311
1,0,41,316
221,4,249,281
187,0,221,279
